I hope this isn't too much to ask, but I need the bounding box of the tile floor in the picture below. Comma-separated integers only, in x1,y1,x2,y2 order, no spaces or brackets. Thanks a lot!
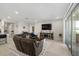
0,38,71,56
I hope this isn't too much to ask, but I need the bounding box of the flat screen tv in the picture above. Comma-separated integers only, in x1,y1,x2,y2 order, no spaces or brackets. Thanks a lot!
42,24,52,30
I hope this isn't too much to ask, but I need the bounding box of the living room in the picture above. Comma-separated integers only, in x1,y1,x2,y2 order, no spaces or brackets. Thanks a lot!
1,1,79,59
0,3,72,56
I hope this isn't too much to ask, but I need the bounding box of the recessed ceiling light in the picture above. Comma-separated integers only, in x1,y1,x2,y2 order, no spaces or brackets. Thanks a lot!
56,16,62,19
7,16,11,19
15,11,19,14
73,14,75,16
56,17,59,19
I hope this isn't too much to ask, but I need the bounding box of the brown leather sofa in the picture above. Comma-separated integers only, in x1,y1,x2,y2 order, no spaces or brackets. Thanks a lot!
13,35,23,52
13,34,44,56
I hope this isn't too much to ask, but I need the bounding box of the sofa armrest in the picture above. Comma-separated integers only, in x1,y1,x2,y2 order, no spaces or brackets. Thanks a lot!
33,40,44,55
34,41,40,47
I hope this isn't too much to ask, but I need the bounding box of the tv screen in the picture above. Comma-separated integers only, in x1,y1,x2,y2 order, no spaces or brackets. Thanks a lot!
42,24,52,30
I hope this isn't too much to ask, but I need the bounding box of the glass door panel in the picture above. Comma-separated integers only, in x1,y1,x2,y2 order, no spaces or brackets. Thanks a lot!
65,16,72,51
72,5,79,56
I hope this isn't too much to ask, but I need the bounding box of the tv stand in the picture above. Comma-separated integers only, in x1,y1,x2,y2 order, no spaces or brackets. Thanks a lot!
40,32,53,40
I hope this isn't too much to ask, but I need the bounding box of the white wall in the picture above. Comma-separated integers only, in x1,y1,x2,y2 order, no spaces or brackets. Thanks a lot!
0,19,63,41
29,23,35,33
52,20,63,41
29,20,63,41
0,20,4,33
0,20,30,35
14,22,29,34
63,19,66,43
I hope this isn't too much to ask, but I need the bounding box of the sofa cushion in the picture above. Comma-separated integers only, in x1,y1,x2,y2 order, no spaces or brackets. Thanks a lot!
21,38,35,56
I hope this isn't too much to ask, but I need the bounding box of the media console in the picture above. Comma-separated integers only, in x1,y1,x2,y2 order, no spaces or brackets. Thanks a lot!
40,32,53,40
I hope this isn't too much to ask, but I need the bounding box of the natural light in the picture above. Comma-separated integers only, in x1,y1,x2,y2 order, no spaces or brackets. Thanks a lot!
76,21,79,33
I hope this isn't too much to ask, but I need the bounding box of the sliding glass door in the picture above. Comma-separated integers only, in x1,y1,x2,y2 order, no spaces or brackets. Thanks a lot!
65,4,79,56
72,4,79,56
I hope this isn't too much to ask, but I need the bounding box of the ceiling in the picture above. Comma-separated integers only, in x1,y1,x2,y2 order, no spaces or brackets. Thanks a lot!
0,3,70,23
